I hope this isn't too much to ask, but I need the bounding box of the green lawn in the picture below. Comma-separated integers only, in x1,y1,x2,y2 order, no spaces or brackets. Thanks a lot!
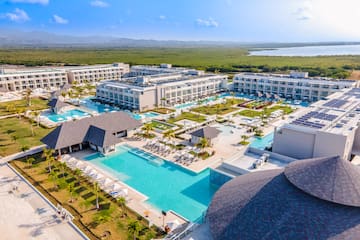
238,109,263,118
150,120,174,131
191,99,244,115
147,108,175,114
0,97,49,116
168,112,206,123
0,117,51,156
265,105,294,115
0,48,358,78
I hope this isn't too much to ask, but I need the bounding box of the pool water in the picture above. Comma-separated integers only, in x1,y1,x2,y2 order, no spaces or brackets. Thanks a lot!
79,98,119,113
250,132,274,150
44,109,90,123
84,145,219,222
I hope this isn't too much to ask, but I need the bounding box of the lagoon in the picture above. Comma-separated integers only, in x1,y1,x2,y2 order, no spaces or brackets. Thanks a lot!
249,44,360,56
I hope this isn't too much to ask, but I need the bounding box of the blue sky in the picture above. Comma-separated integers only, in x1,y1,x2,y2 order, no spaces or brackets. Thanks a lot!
0,0,360,42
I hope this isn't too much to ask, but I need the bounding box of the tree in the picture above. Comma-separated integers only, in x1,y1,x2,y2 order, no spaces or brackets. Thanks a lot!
160,97,167,107
94,181,100,210
142,123,153,137
59,162,67,178
23,88,32,107
162,130,175,140
11,135,17,143
49,171,58,190
68,182,75,203
42,148,55,173
15,107,25,119
127,220,141,240
117,197,127,217
27,157,35,168
241,135,249,141
198,137,209,149
21,145,30,155
32,111,41,127
73,168,82,185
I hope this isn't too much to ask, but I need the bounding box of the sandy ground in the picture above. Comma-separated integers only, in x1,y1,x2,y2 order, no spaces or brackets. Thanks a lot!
349,70,360,80
0,164,86,240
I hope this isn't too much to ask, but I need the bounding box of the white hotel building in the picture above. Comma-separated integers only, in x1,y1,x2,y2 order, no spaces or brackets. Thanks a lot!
0,63,129,92
96,70,228,111
272,88,360,161
233,72,357,102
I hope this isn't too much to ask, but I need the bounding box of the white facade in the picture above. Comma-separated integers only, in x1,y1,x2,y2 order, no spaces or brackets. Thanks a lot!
233,72,357,102
0,63,130,92
96,70,228,111
65,63,129,84
0,69,68,92
272,88,360,160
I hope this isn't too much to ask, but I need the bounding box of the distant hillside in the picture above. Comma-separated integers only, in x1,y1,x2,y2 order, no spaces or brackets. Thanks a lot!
0,29,360,49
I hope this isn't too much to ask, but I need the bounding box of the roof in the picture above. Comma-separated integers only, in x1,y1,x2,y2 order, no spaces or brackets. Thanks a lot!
207,156,360,240
41,111,142,149
48,98,68,109
285,156,360,207
84,125,119,148
190,126,221,139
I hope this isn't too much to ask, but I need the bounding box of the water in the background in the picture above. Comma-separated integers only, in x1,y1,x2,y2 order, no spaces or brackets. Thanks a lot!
249,44,360,56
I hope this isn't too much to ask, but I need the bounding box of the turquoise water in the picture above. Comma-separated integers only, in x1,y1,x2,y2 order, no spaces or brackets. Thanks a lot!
79,98,119,113
249,44,360,56
174,93,230,109
250,132,274,150
84,145,218,222
44,109,90,123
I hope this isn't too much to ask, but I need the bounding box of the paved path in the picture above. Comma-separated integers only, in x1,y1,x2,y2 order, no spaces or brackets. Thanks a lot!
0,164,87,240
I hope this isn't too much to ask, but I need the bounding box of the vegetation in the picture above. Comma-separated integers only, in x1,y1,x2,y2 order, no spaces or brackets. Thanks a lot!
0,48,358,78
191,99,244,115
0,97,48,116
0,117,51,156
150,120,174,131
11,153,163,240
168,112,206,123
237,104,294,118
239,135,250,145
149,108,175,114
237,109,263,118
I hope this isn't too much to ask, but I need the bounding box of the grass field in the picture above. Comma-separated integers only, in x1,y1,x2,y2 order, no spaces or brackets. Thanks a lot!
1,48,360,78
191,99,244,115
0,117,51,156
0,97,49,116
11,155,162,240
168,112,206,123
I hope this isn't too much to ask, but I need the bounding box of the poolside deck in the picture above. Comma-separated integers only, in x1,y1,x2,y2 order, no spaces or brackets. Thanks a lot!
0,163,87,240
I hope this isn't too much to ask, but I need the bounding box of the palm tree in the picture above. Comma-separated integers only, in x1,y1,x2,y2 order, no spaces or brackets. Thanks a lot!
73,168,82,185
11,135,17,143
68,182,75,203
27,157,35,168
21,145,30,155
142,123,153,137
15,107,25,119
241,135,249,142
49,171,58,190
117,197,127,217
198,137,209,149
160,97,166,107
94,181,100,210
6,103,14,113
163,130,175,140
127,220,141,240
59,162,67,178
23,88,32,107
33,111,41,127
42,148,55,172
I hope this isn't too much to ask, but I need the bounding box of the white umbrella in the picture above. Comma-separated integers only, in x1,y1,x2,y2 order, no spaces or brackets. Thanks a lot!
118,188,128,197
83,166,93,173
99,178,113,187
74,161,84,169
87,169,98,177
93,173,104,181
111,183,122,192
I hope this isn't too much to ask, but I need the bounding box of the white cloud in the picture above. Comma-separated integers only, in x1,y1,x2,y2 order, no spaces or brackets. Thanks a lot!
2,8,30,22
9,0,48,5
159,15,166,20
52,14,68,24
294,1,313,21
196,17,219,28
90,0,109,8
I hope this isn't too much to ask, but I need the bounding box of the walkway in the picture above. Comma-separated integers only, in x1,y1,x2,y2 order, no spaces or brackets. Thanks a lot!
0,163,87,240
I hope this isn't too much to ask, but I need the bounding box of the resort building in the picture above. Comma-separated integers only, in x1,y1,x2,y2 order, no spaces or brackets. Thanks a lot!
233,72,357,102
96,70,228,111
0,63,130,92
48,98,69,114
41,111,142,154
206,156,360,240
128,63,200,76
0,68,68,92
64,63,130,84
272,88,360,160
189,126,221,146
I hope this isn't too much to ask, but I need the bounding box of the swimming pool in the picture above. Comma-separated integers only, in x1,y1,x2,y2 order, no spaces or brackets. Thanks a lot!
79,98,119,113
250,132,274,150
84,145,219,222
43,109,90,123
